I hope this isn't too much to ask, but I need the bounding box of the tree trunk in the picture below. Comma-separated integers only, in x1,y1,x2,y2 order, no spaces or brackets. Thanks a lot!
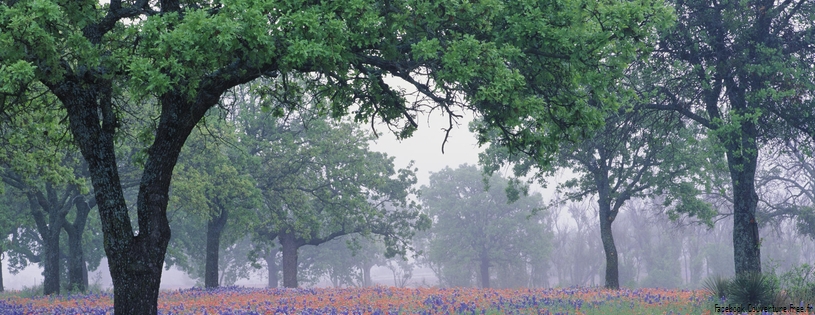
280,231,300,288
205,206,229,289
43,229,61,295
264,247,279,288
65,195,93,292
362,263,372,287
0,255,4,292
596,164,620,290
726,133,761,275
27,194,63,296
599,205,619,289
55,84,205,314
479,253,490,288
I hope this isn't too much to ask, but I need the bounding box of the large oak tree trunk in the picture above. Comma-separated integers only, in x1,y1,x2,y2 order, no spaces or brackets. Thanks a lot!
205,207,229,288
725,129,761,275
55,82,206,314
479,253,490,288
42,229,61,295
280,231,300,288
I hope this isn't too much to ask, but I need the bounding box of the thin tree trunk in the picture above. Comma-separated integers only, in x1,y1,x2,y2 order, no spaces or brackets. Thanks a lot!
596,164,620,290
264,247,279,288
599,206,619,289
0,254,4,292
280,231,300,288
205,206,229,289
65,195,92,292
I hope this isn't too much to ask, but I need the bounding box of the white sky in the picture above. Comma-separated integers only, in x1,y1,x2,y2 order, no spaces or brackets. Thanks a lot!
368,111,482,187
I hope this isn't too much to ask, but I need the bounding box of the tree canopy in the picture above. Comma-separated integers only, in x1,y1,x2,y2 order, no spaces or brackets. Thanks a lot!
1,0,670,312
420,164,551,288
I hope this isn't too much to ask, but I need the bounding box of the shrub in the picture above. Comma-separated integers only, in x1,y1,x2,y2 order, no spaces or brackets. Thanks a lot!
703,275,730,301
780,264,815,307
726,272,776,308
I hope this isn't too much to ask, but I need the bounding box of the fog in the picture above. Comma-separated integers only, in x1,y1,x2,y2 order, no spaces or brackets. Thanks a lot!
5,103,815,292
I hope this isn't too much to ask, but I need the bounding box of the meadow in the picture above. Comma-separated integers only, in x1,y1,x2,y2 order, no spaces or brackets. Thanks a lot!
0,286,744,315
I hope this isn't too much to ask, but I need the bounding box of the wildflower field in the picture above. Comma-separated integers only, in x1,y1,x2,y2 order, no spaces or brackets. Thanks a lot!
0,286,744,315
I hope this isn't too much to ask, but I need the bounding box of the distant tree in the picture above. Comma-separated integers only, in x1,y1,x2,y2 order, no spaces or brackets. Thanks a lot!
0,183,30,292
420,164,550,288
238,102,428,288
0,97,94,294
385,256,415,288
548,202,604,287
551,109,714,289
166,114,260,288
753,138,815,233
305,235,386,288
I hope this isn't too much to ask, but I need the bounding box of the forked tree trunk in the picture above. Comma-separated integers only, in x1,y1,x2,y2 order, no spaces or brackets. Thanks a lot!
205,207,229,288
56,83,205,314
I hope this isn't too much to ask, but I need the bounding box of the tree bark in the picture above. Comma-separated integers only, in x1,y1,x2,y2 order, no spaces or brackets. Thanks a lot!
362,262,372,287
725,130,761,276
264,247,279,288
64,195,93,292
0,255,4,292
280,231,300,288
479,253,490,288
204,206,229,289
53,81,205,314
27,193,64,295
42,228,61,295
599,204,619,289
597,188,620,288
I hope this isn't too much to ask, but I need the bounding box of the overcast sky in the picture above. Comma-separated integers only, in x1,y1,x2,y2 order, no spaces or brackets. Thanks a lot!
369,111,483,187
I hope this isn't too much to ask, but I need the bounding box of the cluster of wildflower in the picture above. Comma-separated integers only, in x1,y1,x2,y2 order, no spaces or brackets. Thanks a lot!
0,286,709,314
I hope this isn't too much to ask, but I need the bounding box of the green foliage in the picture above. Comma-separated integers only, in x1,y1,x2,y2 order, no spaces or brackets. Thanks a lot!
726,272,777,308
703,275,731,301
779,264,815,306
419,164,551,288
0,0,678,309
232,84,427,273
165,110,262,284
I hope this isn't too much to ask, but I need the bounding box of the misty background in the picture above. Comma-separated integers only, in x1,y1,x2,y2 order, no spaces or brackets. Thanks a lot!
5,107,815,291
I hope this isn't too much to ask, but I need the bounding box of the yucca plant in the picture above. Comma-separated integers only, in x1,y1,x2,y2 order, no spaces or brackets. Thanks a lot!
727,272,777,308
703,275,731,301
